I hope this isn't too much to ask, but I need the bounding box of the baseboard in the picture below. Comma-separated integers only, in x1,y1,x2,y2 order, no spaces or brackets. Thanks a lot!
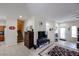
60,39,66,41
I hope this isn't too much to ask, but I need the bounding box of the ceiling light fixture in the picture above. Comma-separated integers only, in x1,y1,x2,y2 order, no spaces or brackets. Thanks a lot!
19,16,22,18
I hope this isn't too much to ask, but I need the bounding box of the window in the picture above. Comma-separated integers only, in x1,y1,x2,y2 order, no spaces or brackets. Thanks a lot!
60,28,66,39
71,26,77,38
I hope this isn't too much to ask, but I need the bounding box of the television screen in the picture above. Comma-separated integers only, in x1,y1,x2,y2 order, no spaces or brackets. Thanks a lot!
38,31,47,39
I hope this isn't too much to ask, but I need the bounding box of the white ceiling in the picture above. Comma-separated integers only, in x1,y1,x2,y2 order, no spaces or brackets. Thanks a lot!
25,3,79,21
0,3,79,21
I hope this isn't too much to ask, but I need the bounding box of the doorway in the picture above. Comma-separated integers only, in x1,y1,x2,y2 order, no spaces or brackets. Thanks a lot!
17,19,24,43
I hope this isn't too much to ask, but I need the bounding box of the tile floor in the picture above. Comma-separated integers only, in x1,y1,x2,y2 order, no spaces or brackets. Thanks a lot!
0,42,53,56
0,41,77,56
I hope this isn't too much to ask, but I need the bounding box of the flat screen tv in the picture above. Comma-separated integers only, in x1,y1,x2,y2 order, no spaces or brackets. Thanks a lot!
38,31,47,39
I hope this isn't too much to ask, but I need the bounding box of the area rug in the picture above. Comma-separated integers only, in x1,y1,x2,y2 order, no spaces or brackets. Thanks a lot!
38,43,79,56
48,46,79,56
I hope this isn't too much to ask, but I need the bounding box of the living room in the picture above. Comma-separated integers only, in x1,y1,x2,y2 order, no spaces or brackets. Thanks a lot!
23,3,79,56
0,3,79,56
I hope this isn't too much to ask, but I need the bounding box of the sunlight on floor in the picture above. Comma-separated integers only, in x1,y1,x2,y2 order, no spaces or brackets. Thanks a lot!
58,40,77,49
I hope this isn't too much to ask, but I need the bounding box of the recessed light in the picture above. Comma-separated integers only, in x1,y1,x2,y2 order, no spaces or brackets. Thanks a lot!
19,16,22,18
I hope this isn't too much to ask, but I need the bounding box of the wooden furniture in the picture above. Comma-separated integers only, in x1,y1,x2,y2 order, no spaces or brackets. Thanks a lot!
0,26,5,41
24,31,34,49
